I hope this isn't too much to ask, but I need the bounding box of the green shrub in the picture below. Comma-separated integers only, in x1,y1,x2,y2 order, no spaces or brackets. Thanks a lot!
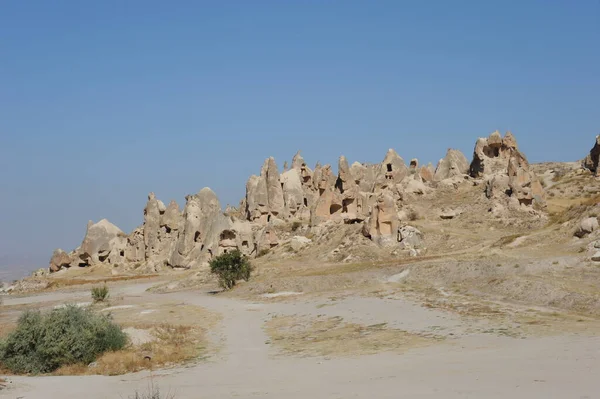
0,305,127,374
291,221,302,231
209,250,253,290
91,285,109,302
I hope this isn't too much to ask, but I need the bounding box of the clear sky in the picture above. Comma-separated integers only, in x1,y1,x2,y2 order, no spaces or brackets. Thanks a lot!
1,0,599,277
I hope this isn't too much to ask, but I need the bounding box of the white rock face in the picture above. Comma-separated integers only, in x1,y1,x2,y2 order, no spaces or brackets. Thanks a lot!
290,236,312,252
576,217,599,238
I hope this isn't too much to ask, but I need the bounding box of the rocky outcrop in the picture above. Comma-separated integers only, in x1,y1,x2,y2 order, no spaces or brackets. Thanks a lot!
362,192,400,246
52,131,556,273
49,249,72,272
78,219,125,266
170,188,228,269
373,149,408,191
471,131,545,207
434,149,469,181
582,135,600,176
245,157,286,224
575,217,599,238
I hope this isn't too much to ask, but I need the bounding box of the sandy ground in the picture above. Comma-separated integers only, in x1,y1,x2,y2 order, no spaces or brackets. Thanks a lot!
2,281,600,399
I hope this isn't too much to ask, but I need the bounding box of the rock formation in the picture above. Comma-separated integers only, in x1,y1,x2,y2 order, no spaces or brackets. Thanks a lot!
470,131,545,208
362,192,400,246
49,130,550,273
582,135,600,176
434,149,469,181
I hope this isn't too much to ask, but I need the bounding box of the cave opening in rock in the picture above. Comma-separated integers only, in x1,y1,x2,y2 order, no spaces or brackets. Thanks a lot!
387,163,393,172
330,204,343,215
194,231,201,242
304,198,308,207
120,250,124,256
164,226,172,234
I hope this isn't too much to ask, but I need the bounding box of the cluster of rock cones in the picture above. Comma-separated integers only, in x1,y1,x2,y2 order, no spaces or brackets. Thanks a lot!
49,131,558,272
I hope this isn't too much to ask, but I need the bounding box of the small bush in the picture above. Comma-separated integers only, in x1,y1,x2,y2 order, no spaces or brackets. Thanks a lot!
209,250,253,290
129,382,175,399
0,305,127,374
407,208,419,221
257,248,270,257
92,285,109,302
291,221,302,232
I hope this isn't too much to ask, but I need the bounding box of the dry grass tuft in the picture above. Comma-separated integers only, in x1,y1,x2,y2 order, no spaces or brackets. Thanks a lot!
54,323,206,376
265,315,438,357
47,274,159,289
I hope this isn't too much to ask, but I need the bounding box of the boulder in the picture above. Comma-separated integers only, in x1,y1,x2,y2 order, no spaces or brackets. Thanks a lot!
398,226,424,249
575,217,599,238
591,251,600,262
49,249,72,272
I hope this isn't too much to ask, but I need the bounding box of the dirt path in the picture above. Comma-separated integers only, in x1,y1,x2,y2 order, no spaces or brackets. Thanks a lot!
3,287,600,399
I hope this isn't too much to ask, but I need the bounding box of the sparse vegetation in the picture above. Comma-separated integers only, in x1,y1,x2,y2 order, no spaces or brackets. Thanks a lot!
407,208,419,221
209,250,253,290
265,315,436,357
92,285,109,303
257,248,270,257
129,383,175,399
291,221,302,231
0,305,127,374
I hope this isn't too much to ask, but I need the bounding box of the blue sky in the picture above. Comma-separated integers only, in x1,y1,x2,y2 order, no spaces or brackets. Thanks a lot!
1,0,599,276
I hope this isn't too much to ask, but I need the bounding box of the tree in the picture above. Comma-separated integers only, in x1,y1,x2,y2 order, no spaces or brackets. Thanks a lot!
209,250,253,290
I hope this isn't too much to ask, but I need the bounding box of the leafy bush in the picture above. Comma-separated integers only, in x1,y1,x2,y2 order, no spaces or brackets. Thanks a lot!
91,285,109,302
0,305,127,374
291,221,302,231
209,250,253,290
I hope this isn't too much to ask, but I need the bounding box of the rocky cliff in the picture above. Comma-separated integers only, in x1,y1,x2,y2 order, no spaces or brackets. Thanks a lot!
49,131,547,272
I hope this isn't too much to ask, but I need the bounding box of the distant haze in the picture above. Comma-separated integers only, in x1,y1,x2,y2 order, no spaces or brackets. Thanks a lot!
1,1,598,279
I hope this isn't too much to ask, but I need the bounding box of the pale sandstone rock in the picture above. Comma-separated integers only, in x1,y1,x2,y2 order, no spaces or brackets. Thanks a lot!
434,149,469,181
363,192,399,245
77,219,125,266
290,236,312,251
257,224,280,252
281,168,305,218
350,162,377,192
472,131,545,207
373,149,408,192
582,135,600,176
125,227,145,263
49,249,72,272
170,188,225,268
245,157,286,224
398,226,424,249
419,163,435,182
575,217,599,238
